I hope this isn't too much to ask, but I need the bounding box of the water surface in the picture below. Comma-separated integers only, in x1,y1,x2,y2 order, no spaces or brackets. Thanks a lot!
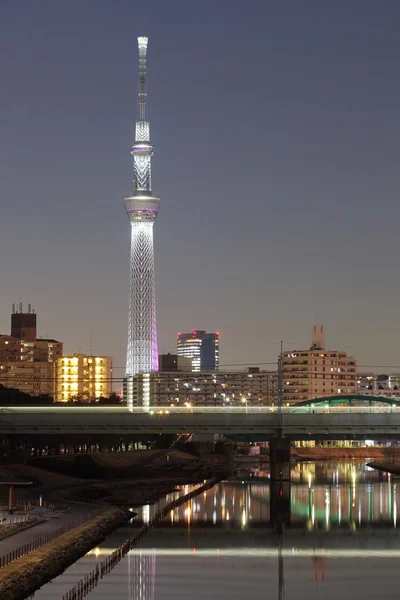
33,461,400,599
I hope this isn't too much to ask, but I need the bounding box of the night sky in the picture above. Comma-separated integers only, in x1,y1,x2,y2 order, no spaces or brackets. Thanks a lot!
1,0,400,383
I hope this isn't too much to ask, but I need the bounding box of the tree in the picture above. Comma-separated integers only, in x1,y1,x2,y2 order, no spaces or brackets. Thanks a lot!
96,393,122,405
0,385,54,406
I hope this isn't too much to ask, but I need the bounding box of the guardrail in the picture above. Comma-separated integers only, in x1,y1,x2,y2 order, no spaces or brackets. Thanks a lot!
0,506,101,569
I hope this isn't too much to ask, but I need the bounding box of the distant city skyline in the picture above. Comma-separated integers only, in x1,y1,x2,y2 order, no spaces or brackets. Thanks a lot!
1,1,400,381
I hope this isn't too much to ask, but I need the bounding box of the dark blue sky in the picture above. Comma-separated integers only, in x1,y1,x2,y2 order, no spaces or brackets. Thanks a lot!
1,0,400,381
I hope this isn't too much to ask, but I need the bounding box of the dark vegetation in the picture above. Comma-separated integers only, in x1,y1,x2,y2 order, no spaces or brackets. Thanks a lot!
0,385,122,406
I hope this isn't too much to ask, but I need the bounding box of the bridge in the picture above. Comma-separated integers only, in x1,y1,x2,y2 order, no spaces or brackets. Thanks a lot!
1,396,400,440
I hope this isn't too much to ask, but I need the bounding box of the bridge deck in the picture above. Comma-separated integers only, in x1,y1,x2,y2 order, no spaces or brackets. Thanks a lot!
1,407,400,439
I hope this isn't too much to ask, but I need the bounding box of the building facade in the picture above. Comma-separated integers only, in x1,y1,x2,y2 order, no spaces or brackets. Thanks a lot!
125,37,160,407
56,354,113,402
177,330,220,371
357,372,400,398
0,361,55,397
129,368,278,408
281,325,357,404
0,307,62,398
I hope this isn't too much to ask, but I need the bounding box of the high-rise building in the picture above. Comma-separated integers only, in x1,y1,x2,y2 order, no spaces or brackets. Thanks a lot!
56,354,113,402
281,325,357,404
130,367,278,408
0,306,62,398
125,37,160,407
177,331,220,371
10,305,63,363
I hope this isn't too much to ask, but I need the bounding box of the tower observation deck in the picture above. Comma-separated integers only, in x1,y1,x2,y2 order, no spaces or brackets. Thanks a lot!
124,37,160,404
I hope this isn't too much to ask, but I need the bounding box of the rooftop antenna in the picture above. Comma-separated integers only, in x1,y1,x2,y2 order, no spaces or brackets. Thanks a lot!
137,36,148,122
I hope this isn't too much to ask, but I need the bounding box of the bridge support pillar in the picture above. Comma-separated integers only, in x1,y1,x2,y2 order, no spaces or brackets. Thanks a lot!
269,438,291,481
270,481,291,527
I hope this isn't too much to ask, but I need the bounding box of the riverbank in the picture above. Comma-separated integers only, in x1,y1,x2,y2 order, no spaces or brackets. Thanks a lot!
233,446,400,468
0,507,130,600
0,451,230,599
292,446,400,461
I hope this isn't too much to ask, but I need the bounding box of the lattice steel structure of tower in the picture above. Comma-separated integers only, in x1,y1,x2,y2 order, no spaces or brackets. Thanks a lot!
125,37,160,404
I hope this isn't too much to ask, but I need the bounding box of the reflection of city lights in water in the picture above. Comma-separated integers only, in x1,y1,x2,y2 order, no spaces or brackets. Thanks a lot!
142,505,150,524
325,488,330,528
242,508,248,527
129,465,400,530
352,470,356,507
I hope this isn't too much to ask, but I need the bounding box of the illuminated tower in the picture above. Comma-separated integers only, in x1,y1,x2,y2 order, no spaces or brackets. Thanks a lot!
125,37,160,403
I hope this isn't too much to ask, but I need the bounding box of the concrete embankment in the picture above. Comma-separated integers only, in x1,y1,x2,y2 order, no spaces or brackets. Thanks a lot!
0,507,130,600
366,461,400,475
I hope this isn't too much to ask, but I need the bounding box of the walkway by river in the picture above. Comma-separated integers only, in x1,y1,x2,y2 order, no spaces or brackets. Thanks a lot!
0,502,95,560
32,461,400,599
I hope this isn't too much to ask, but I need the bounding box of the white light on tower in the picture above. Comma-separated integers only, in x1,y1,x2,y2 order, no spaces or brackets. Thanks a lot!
125,37,160,406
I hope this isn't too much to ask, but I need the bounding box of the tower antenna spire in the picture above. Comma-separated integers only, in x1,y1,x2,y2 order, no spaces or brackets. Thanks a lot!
137,36,148,122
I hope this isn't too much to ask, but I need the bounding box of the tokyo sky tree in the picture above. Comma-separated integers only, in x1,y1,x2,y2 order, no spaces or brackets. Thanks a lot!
125,37,160,393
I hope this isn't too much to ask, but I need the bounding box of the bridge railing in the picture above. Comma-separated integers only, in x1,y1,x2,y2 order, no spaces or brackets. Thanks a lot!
2,405,400,415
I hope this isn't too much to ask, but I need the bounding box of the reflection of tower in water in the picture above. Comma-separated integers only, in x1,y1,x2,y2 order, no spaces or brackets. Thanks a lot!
129,550,156,600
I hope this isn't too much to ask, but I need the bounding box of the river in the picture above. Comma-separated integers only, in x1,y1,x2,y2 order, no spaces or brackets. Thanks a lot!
32,461,400,599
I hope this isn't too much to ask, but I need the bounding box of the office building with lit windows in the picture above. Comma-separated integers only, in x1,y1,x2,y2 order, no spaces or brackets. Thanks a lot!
177,330,219,371
281,325,357,404
56,354,112,402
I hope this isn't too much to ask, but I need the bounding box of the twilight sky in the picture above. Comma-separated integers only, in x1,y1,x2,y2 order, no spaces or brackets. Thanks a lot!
1,0,400,383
